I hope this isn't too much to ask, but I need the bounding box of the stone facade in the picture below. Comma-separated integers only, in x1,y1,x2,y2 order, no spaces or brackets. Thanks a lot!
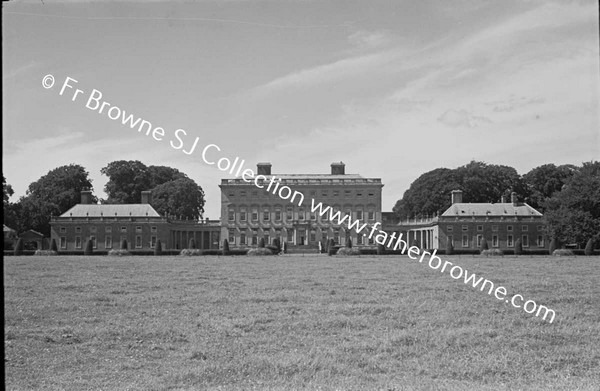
219,162,383,248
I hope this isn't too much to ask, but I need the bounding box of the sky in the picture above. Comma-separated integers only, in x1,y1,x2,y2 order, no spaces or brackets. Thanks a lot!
3,0,599,220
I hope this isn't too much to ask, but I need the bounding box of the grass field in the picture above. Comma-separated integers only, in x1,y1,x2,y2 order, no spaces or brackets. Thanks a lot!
4,254,600,390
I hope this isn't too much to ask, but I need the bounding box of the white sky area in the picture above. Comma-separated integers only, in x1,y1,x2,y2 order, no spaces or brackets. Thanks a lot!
3,0,599,219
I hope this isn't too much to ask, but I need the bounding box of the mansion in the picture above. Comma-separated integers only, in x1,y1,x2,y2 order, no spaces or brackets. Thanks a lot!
48,161,549,253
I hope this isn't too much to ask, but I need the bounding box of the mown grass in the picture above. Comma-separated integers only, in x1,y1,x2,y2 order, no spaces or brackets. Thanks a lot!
4,255,600,390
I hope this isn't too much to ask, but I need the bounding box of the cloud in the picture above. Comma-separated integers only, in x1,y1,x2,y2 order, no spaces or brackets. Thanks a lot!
348,30,391,50
437,109,492,128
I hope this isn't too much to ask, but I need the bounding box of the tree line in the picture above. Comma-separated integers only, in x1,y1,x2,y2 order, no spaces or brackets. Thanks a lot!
392,160,599,248
3,161,206,236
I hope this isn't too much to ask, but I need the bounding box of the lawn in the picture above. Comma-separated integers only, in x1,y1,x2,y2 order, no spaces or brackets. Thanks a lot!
4,254,600,390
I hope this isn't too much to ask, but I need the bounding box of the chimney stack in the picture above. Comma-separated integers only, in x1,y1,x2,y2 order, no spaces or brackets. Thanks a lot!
331,162,345,175
80,190,92,204
257,163,272,176
141,190,152,204
451,190,463,204
511,192,518,205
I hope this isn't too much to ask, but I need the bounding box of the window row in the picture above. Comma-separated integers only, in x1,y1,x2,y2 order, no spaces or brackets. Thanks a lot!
227,229,376,246
447,225,545,233
59,235,158,249
449,234,544,248
228,208,376,222
227,189,377,198
59,226,158,234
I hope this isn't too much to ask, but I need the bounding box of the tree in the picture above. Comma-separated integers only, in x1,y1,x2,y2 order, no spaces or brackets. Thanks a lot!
13,164,95,235
446,239,454,255
393,168,459,218
548,238,558,255
584,239,594,256
222,239,230,255
258,238,265,248
480,238,489,252
14,238,24,256
514,239,523,255
84,239,94,255
50,238,58,252
101,160,153,204
377,243,385,255
121,238,128,250
154,239,163,256
150,178,205,220
346,236,352,248
544,162,600,247
188,238,196,249
273,238,281,253
3,175,14,207
523,164,577,211
328,239,336,256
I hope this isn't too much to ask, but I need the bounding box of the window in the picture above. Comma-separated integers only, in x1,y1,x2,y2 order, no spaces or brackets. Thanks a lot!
537,235,544,247
476,235,483,247
228,192,235,197
135,235,142,248
368,237,375,245
507,235,514,247
507,225,513,232
322,233,328,243
357,235,363,245
333,190,339,197
90,235,97,248
334,230,340,244
492,235,499,247
59,227,66,233
344,190,351,196
251,230,258,245
322,191,328,197
240,210,247,222
263,210,270,221
229,229,235,243
462,235,469,247
228,209,235,221
240,233,246,245
368,192,374,197
357,191,363,197
286,207,293,220
447,226,454,232
264,233,270,244
537,225,545,231
477,225,483,232
356,211,363,220
522,225,528,232
105,226,112,233
136,226,142,233
121,226,127,233
492,225,498,232
75,226,82,233
368,211,375,221
151,226,157,233
121,236,127,248
310,190,316,197
60,237,67,249
447,235,453,246
462,225,468,232
275,209,282,221
522,235,529,247
310,231,316,243
151,236,157,248
287,230,293,242
251,191,257,197
105,236,112,249
90,226,97,233
240,190,246,197
75,236,82,249
251,209,258,221
298,210,305,221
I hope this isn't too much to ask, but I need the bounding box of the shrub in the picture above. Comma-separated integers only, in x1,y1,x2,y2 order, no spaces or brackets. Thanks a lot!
281,241,287,254
336,247,361,256
481,249,504,257
553,249,575,257
188,238,196,249
154,240,163,256
50,239,58,252
548,238,557,255
514,239,523,255
222,239,230,255
328,239,336,256
84,239,94,255
14,238,24,256
34,249,58,256
377,243,385,255
346,237,352,248
120,239,128,250
180,249,203,256
480,238,489,252
446,240,454,255
258,238,265,248
273,238,281,252
247,247,273,256
108,249,131,256
411,239,420,249
584,238,594,256
266,245,279,254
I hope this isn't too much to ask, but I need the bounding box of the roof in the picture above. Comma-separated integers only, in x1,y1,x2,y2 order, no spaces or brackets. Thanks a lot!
19,229,45,238
3,224,16,233
60,204,161,218
441,202,543,217
221,173,382,185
